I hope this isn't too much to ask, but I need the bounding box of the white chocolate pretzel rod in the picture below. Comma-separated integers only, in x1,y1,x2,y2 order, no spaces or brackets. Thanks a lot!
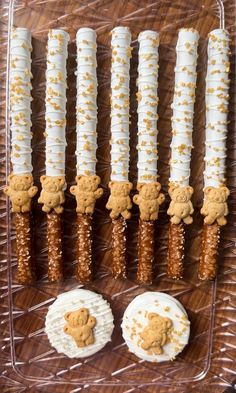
133,31,165,284
106,26,132,279
167,28,199,279
70,28,103,283
4,27,38,284
199,29,230,280
38,29,69,282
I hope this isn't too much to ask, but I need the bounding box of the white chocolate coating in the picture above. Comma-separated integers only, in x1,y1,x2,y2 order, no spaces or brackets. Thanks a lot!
137,31,159,183
110,27,132,181
45,29,69,177
76,28,98,176
45,289,114,358
204,29,230,188
10,28,33,174
122,292,190,362
169,29,199,186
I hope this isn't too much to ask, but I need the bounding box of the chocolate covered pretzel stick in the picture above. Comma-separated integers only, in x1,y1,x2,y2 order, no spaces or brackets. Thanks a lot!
38,29,69,282
199,29,230,280
167,29,199,279
133,31,164,284
106,27,132,279
4,28,37,284
70,29,103,283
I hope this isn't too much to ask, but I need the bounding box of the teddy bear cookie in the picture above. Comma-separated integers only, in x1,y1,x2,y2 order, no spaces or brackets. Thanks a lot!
122,292,190,362
133,182,165,221
4,173,38,213
38,175,66,214
201,186,229,226
70,175,103,214
167,184,194,225
106,181,133,219
45,289,114,358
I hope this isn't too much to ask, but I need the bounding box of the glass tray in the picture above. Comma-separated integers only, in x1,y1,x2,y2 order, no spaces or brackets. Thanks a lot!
1,0,236,391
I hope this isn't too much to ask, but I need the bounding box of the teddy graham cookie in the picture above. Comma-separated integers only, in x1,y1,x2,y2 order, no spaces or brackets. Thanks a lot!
45,289,114,358
121,292,190,362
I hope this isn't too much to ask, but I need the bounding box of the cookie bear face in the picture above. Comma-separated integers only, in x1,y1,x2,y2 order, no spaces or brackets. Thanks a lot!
8,173,33,191
40,175,65,192
64,308,89,328
169,185,193,203
148,313,172,331
137,183,161,200
204,186,229,203
76,175,100,192
109,181,132,196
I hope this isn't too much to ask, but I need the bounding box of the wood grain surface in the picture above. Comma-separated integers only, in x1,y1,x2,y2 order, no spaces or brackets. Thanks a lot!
0,0,235,392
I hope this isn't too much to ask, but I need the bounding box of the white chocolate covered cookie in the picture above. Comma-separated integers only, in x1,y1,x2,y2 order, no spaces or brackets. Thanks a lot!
122,292,190,362
45,289,114,358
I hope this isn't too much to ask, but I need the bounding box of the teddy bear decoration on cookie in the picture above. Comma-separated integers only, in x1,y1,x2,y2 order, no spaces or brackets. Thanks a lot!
4,173,38,213
70,175,103,215
139,312,172,355
167,184,194,225
106,181,133,220
38,175,66,214
133,182,165,221
201,186,229,226
64,308,96,348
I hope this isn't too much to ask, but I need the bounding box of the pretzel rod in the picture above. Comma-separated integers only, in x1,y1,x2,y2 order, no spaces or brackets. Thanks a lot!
167,222,184,279
47,211,63,281
14,213,35,284
4,28,38,284
38,29,69,281
199,29,230,280
111,217,127,279
70,29,103,282
106,27,132,278
198,223,220,280
137,219,155,284
134,31,164,284
75,214,93,282
167,29,199,278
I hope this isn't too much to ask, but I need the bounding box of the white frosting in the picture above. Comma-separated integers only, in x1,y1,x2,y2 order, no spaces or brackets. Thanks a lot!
122,292,190,362
45,29,69,177
137,31,159,183
45,289,114,358
10,28,32,174
169,29,199,186
204,29,230,188
110,27,132,181
76,28,98,176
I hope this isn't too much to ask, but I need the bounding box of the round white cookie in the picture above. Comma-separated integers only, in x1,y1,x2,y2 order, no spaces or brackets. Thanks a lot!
121,292,190,362
45,289,114,358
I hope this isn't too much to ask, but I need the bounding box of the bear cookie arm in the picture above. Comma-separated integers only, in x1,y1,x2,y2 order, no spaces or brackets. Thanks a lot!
38,175,66,214
4,173,38,213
